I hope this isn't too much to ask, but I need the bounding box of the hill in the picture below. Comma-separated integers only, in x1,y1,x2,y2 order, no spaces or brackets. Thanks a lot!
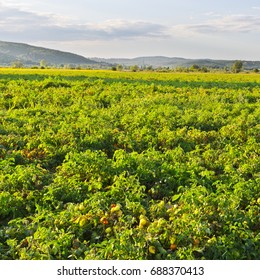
0,41,259,70
94,56,260,70
0,41,97,66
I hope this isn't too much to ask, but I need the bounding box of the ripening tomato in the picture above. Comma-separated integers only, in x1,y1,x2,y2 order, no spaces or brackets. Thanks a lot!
170,244,177,250
193,239,200,246
100,217,109,225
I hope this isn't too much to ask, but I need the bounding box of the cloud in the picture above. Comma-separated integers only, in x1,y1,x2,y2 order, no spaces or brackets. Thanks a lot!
92,20,166,39
1,20,167,41
1,2,259,48
0,3,166,41
0,3,56,32
172,15,260,35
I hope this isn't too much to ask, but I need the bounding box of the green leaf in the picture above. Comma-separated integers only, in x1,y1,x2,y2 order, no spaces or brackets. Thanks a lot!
172,194,182,202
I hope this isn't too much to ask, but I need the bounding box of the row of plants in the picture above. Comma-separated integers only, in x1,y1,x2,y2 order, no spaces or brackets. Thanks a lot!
0,69,259,259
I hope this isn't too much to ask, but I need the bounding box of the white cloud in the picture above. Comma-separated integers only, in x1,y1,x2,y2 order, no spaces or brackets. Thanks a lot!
0,3,167,41
1,2,259,42
0,20,167,41
172,15,260,35
0,3,56,31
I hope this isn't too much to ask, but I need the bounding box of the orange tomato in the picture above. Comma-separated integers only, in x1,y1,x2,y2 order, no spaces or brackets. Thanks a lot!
170,244,177,250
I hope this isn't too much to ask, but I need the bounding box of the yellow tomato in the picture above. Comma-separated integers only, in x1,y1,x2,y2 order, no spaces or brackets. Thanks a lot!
149,246,156,254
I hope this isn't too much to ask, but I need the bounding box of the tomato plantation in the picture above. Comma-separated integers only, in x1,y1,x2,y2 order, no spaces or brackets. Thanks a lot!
0,69,259,259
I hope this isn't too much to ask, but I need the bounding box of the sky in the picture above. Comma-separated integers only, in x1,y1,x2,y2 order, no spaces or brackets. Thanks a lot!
0,0,260,60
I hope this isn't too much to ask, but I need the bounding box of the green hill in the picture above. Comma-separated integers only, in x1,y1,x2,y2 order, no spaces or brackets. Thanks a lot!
1,41,259,70
0,41,97,66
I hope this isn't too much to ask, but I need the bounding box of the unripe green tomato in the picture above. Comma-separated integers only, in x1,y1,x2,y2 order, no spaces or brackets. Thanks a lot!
117,210,123,216
139,218,148,227
78,204,85,211
158,201,165,208
105,227,112,234
79,216,88,227
207,236,217,244
157,218,167,227
111,205,121,213
149,246,156,254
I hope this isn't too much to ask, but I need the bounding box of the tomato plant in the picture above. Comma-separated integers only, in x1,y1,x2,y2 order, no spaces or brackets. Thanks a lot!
0,69,259,259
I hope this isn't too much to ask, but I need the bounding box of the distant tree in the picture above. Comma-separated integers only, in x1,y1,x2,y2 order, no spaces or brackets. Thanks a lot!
201,66,208,73
130,65,139,72
111,66,117,71
190,64,200,71
175,66,188,72
253,68,259,73
64,64,75,69
116,64,123,71
224,66,229,72
12,60,24,68
40,60,47,69
231,60,243,73
156,66,170,72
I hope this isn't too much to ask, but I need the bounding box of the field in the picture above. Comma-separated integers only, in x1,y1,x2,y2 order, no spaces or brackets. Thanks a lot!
0,69,259,260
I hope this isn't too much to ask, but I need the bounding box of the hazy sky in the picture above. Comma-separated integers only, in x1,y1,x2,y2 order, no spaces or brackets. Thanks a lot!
1,0,260,59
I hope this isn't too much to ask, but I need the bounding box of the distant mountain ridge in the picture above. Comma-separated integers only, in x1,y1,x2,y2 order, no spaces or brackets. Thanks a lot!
0,41,97,66
94,56,260,70
0,41,259,69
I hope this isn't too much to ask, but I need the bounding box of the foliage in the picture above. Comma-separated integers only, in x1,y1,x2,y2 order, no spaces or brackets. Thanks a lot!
11,61,24,69
0,69,259,260
231,60,243,73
